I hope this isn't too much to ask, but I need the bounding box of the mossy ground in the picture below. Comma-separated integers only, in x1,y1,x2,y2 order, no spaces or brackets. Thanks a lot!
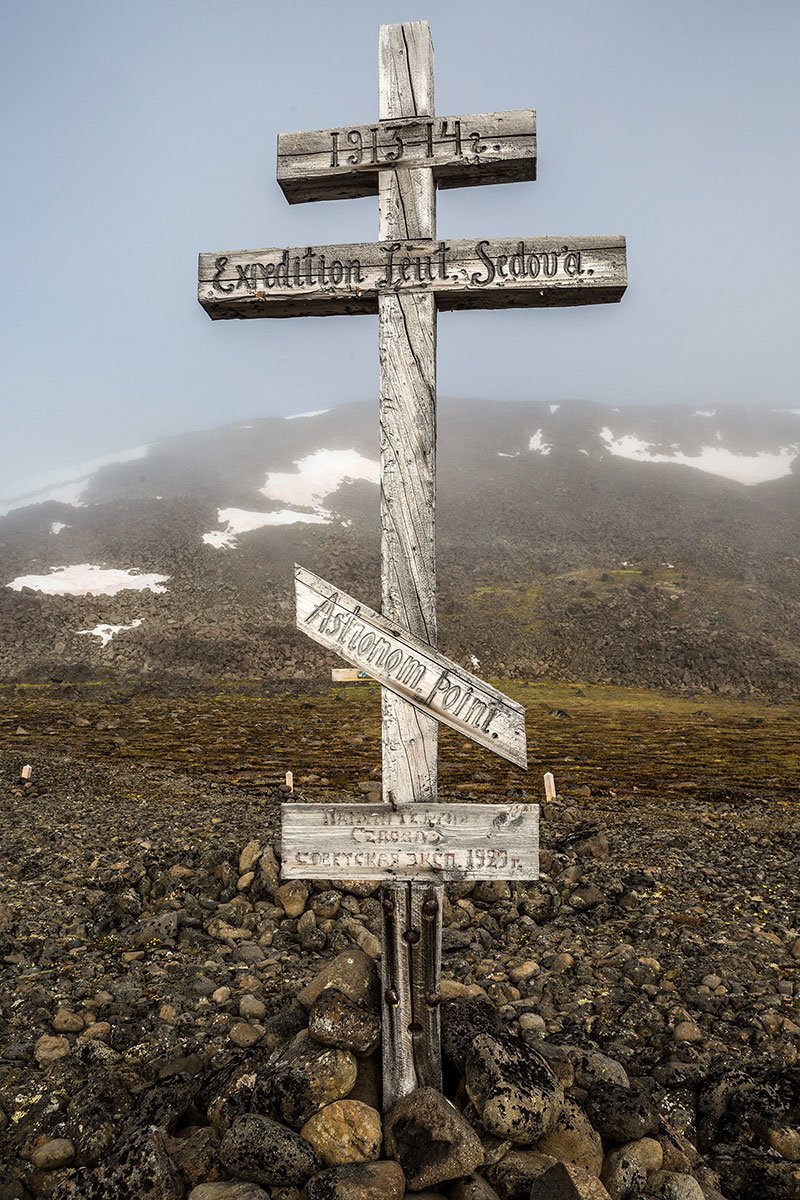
1,679,797,804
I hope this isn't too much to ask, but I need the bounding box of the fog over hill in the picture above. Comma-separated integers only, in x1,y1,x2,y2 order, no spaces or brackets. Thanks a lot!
1,399,799,695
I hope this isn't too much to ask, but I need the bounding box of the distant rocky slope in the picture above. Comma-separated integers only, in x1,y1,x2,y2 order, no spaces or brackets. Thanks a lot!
1,399,799,696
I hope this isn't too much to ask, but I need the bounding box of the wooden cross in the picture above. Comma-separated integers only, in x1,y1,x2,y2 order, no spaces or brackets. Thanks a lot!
198,21,627,1108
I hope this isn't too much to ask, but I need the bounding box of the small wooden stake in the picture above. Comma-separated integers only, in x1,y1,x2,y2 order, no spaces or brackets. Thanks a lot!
544,771,556,802
285,770,294,793
21,765,32,781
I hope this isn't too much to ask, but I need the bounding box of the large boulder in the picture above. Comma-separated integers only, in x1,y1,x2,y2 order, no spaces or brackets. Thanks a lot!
384,1086,484,1190
466,1032,564,1144
219,1114,321,1188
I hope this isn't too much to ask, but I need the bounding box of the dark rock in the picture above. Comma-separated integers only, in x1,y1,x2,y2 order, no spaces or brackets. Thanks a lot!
384,1086,484,1190
309,989,381,1055
465,1032,564,1144
442,997,506,1073
448,1175,503,1200
297,950,379,1012
219,1114,321,1188
256,1036,358,1128
483,1150,559,1200
584,1081,659,1143
302,1160,406,1200
529,1162,613,1199
51,1127,184,1200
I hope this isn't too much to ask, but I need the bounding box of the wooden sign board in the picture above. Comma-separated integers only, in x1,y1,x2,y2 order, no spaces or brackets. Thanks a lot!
296,565,527,768
278,110,536,203
281,802,539,882
198,235,627,320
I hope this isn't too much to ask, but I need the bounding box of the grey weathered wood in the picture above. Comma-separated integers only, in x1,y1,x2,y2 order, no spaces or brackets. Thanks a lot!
381,882,416,1105
281,802,540,882
378,20,439,1114
295,565,527,768
380,20,434,120
198,234,628,319
277,110,536,203
410,884,443,1090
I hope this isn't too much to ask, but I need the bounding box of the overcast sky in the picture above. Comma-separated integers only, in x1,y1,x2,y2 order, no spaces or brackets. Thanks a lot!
1,0,798,491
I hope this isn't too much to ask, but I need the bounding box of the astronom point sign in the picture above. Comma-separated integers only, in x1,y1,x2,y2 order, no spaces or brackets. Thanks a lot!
198,20,627,1106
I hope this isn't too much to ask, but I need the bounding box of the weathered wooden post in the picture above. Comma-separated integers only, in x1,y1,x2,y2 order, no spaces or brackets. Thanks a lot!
198,21,627,1108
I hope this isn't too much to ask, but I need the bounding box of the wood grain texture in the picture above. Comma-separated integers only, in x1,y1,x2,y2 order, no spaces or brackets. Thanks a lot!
379,20,438,1114
277,110,536,204
380,21,434,120
198,235,628,319
380,882,416,1105
410,884,443,1090
295,565,527,768
280,803,540,882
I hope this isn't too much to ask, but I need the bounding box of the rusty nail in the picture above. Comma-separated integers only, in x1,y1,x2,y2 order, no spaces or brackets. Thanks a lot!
403,929,421,945
422,898,438,916
384,988,399,1007
382,897,395,914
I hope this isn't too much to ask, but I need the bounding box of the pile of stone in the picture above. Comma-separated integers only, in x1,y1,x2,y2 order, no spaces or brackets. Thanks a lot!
4,946,789,1200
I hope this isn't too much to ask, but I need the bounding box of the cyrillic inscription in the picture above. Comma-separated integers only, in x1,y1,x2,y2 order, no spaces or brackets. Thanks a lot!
281,802,540,881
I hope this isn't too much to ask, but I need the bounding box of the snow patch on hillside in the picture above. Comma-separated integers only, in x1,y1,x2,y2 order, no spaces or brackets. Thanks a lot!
0,446,150,516
599,428,799,485
549,405,560,414
50,522,68,535
7,565,168,597
529,430,552,455
285,409,330,420
78,619,143,647
261,448,379,508
204,506,330,550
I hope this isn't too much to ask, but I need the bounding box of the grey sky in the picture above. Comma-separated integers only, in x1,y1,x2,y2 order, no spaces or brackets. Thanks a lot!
1,0,798,492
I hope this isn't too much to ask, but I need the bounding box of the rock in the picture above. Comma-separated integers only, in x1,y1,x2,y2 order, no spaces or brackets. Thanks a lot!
300,1100,382,1166
484,1150,559,1200
52,1008,84,1033
646,1171,705,1199
266,1038,358,1127
263,1002,310,1050
229,1022,263,1049
298,950,379,1012
536,1099,603,1175
766,1126,800,1162
529,1163,613,1199
584,1082,659,1143
303,1160,406,1200
31,1138,75,1169
276,882,310,918
239,995,268,1021
465,1032,564,1143
347,1055,381,1110
239,840,262,874
564,1048,630,1091
166,1125,220,1187
190,1185,270,1200
600,1145,648,1199
441,997,506,1073
309,990,381,1055
449,1175,503,1200
220,1114,321,1188
34,1035,70,1064
672,1021,703,1044
384,1087,484,1189
50,1126,183,1200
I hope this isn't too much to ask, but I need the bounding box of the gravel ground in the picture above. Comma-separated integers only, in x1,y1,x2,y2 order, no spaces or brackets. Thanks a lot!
0,740,798,1197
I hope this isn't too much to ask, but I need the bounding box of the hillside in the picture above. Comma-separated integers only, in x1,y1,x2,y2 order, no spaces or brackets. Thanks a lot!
1,399,799,695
